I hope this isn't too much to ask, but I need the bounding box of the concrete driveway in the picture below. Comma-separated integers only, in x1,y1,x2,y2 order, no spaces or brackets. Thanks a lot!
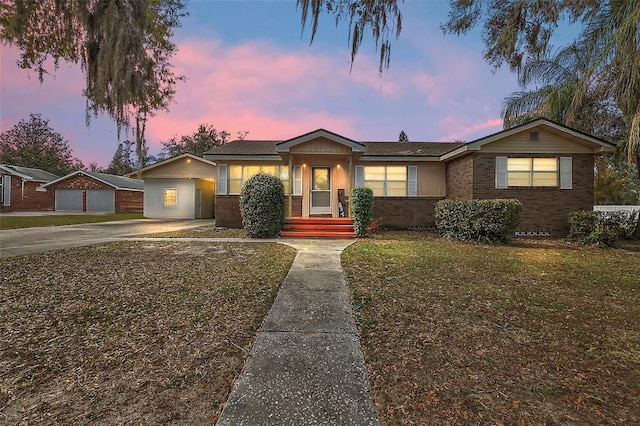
0,219,215,258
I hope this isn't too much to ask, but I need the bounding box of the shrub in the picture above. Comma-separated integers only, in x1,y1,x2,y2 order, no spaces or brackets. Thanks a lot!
239,172,284,238
351,187,374,237
435,199,522,243
569,209,639,246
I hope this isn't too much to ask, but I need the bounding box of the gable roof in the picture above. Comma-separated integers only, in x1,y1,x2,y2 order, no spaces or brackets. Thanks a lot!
276,129,365,152
441,118,617,160
42,170,144,191
0,164,59,182
126,153,217,177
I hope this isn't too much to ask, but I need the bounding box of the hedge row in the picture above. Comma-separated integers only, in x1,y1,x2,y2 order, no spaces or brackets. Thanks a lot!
435,199,523,243
569,210,639,246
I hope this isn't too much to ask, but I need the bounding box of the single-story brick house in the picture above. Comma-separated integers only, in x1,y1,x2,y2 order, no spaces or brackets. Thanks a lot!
129,153,216,219
40,170,144,213
0,164,59,212
134,119,617,236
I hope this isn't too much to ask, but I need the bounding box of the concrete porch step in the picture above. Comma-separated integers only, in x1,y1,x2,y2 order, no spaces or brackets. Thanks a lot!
282,217,355,238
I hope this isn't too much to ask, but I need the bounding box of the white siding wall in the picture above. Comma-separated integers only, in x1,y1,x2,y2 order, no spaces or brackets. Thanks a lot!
144,178,195,219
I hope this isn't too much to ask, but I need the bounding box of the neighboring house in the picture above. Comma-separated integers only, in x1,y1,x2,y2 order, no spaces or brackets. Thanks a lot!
40,170,144,213
133,119,617,236
0,164,59,212
129,153,216,219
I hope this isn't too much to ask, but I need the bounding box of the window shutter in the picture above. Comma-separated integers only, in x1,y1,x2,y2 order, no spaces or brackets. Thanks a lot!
560,157,572,189
293,165,302,195
3,176,11,206
495,156,507,189
355,165,364,188
407,165,417,196
216,164,227,195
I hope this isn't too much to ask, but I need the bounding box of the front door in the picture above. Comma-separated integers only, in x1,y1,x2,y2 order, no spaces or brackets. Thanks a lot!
310,166,331,215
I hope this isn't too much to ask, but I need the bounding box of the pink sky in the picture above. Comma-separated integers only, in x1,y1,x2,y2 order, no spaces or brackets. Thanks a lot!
0,2,522,168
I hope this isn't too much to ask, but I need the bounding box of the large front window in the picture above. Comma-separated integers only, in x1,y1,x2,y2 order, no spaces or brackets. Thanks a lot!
364,165,407,196
507,158,558,187
163,188,177,207
228,165,290,194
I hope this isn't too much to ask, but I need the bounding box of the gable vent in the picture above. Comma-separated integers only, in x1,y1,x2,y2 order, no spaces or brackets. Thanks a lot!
529,131,539,142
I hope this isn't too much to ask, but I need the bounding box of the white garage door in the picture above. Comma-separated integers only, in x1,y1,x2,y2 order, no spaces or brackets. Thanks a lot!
55,189,83,211
87,189,115,212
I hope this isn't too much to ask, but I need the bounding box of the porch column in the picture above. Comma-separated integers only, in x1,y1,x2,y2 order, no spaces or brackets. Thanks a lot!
288,155,293,218
348,155,353,218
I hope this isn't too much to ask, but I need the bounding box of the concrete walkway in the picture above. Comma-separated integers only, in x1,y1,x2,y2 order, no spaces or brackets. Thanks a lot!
216,239,378,425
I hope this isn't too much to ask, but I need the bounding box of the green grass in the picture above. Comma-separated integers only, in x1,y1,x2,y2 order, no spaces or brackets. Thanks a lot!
343,233,640,425
0,213,144,229
0,241,296,424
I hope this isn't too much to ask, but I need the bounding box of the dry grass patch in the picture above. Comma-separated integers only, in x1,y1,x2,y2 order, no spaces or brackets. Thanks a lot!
0,241,295,425
343,235,639,425
141,225,246,239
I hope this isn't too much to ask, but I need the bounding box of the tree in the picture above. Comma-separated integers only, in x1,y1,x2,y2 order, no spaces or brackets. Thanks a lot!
0,114,84,176
398,130,409,142
297,0,402,73
160,124,231,159
104,140,136,175
0,0,187,174
299,1,639,161
595,155,640,205
445,0,640,162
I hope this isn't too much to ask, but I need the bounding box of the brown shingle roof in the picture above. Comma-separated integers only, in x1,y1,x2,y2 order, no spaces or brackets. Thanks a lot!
205,139,463,157
205,140,278,155
361,141,464,157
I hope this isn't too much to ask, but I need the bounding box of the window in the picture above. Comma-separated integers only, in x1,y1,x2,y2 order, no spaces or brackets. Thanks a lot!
496,157,568,188
363,165,408,196
163,188,177,207
225,165,293,195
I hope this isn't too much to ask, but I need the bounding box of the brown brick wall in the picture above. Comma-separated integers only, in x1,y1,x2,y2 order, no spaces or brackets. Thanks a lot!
50,175,112,190
373,197,443,229
446,155,474,199
115,190,143,213
0,178,52,212
215,195,303,228
469,153,594,236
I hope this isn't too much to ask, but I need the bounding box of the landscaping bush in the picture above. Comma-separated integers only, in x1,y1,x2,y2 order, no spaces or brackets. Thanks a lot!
569,209,639,246
435,199,522,243
239,172,284,238
351,187,374,237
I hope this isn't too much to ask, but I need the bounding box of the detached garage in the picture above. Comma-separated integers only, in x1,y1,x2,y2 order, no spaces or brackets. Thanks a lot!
41,171,144,213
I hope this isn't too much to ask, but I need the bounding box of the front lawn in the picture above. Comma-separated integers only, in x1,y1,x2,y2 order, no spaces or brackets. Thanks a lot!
141,224,246,239
0,241,296,424
0,213,143,229
343,235,639,424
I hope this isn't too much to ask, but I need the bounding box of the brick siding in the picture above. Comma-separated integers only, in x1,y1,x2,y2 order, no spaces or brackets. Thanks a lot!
215,195,302,228
0,178,52,212
446,155,473,200
373,197,443,229
115,190,143,213
468,153,594,236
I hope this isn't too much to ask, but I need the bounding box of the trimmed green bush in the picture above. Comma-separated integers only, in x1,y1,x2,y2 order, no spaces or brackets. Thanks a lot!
435,199,523,243
569,209,639,246
239,172,284,238
351,187,374,237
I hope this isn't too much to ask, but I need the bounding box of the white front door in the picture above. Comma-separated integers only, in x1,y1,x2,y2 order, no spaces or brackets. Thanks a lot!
310,166,331,215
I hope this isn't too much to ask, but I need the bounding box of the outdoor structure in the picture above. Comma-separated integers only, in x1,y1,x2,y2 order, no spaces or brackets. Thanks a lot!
0,164,59,212
130,153,216,219
40,170,144,213
134,119,617,236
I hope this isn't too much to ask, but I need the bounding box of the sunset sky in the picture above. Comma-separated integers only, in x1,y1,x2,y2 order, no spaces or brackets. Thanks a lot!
0,1,575,169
